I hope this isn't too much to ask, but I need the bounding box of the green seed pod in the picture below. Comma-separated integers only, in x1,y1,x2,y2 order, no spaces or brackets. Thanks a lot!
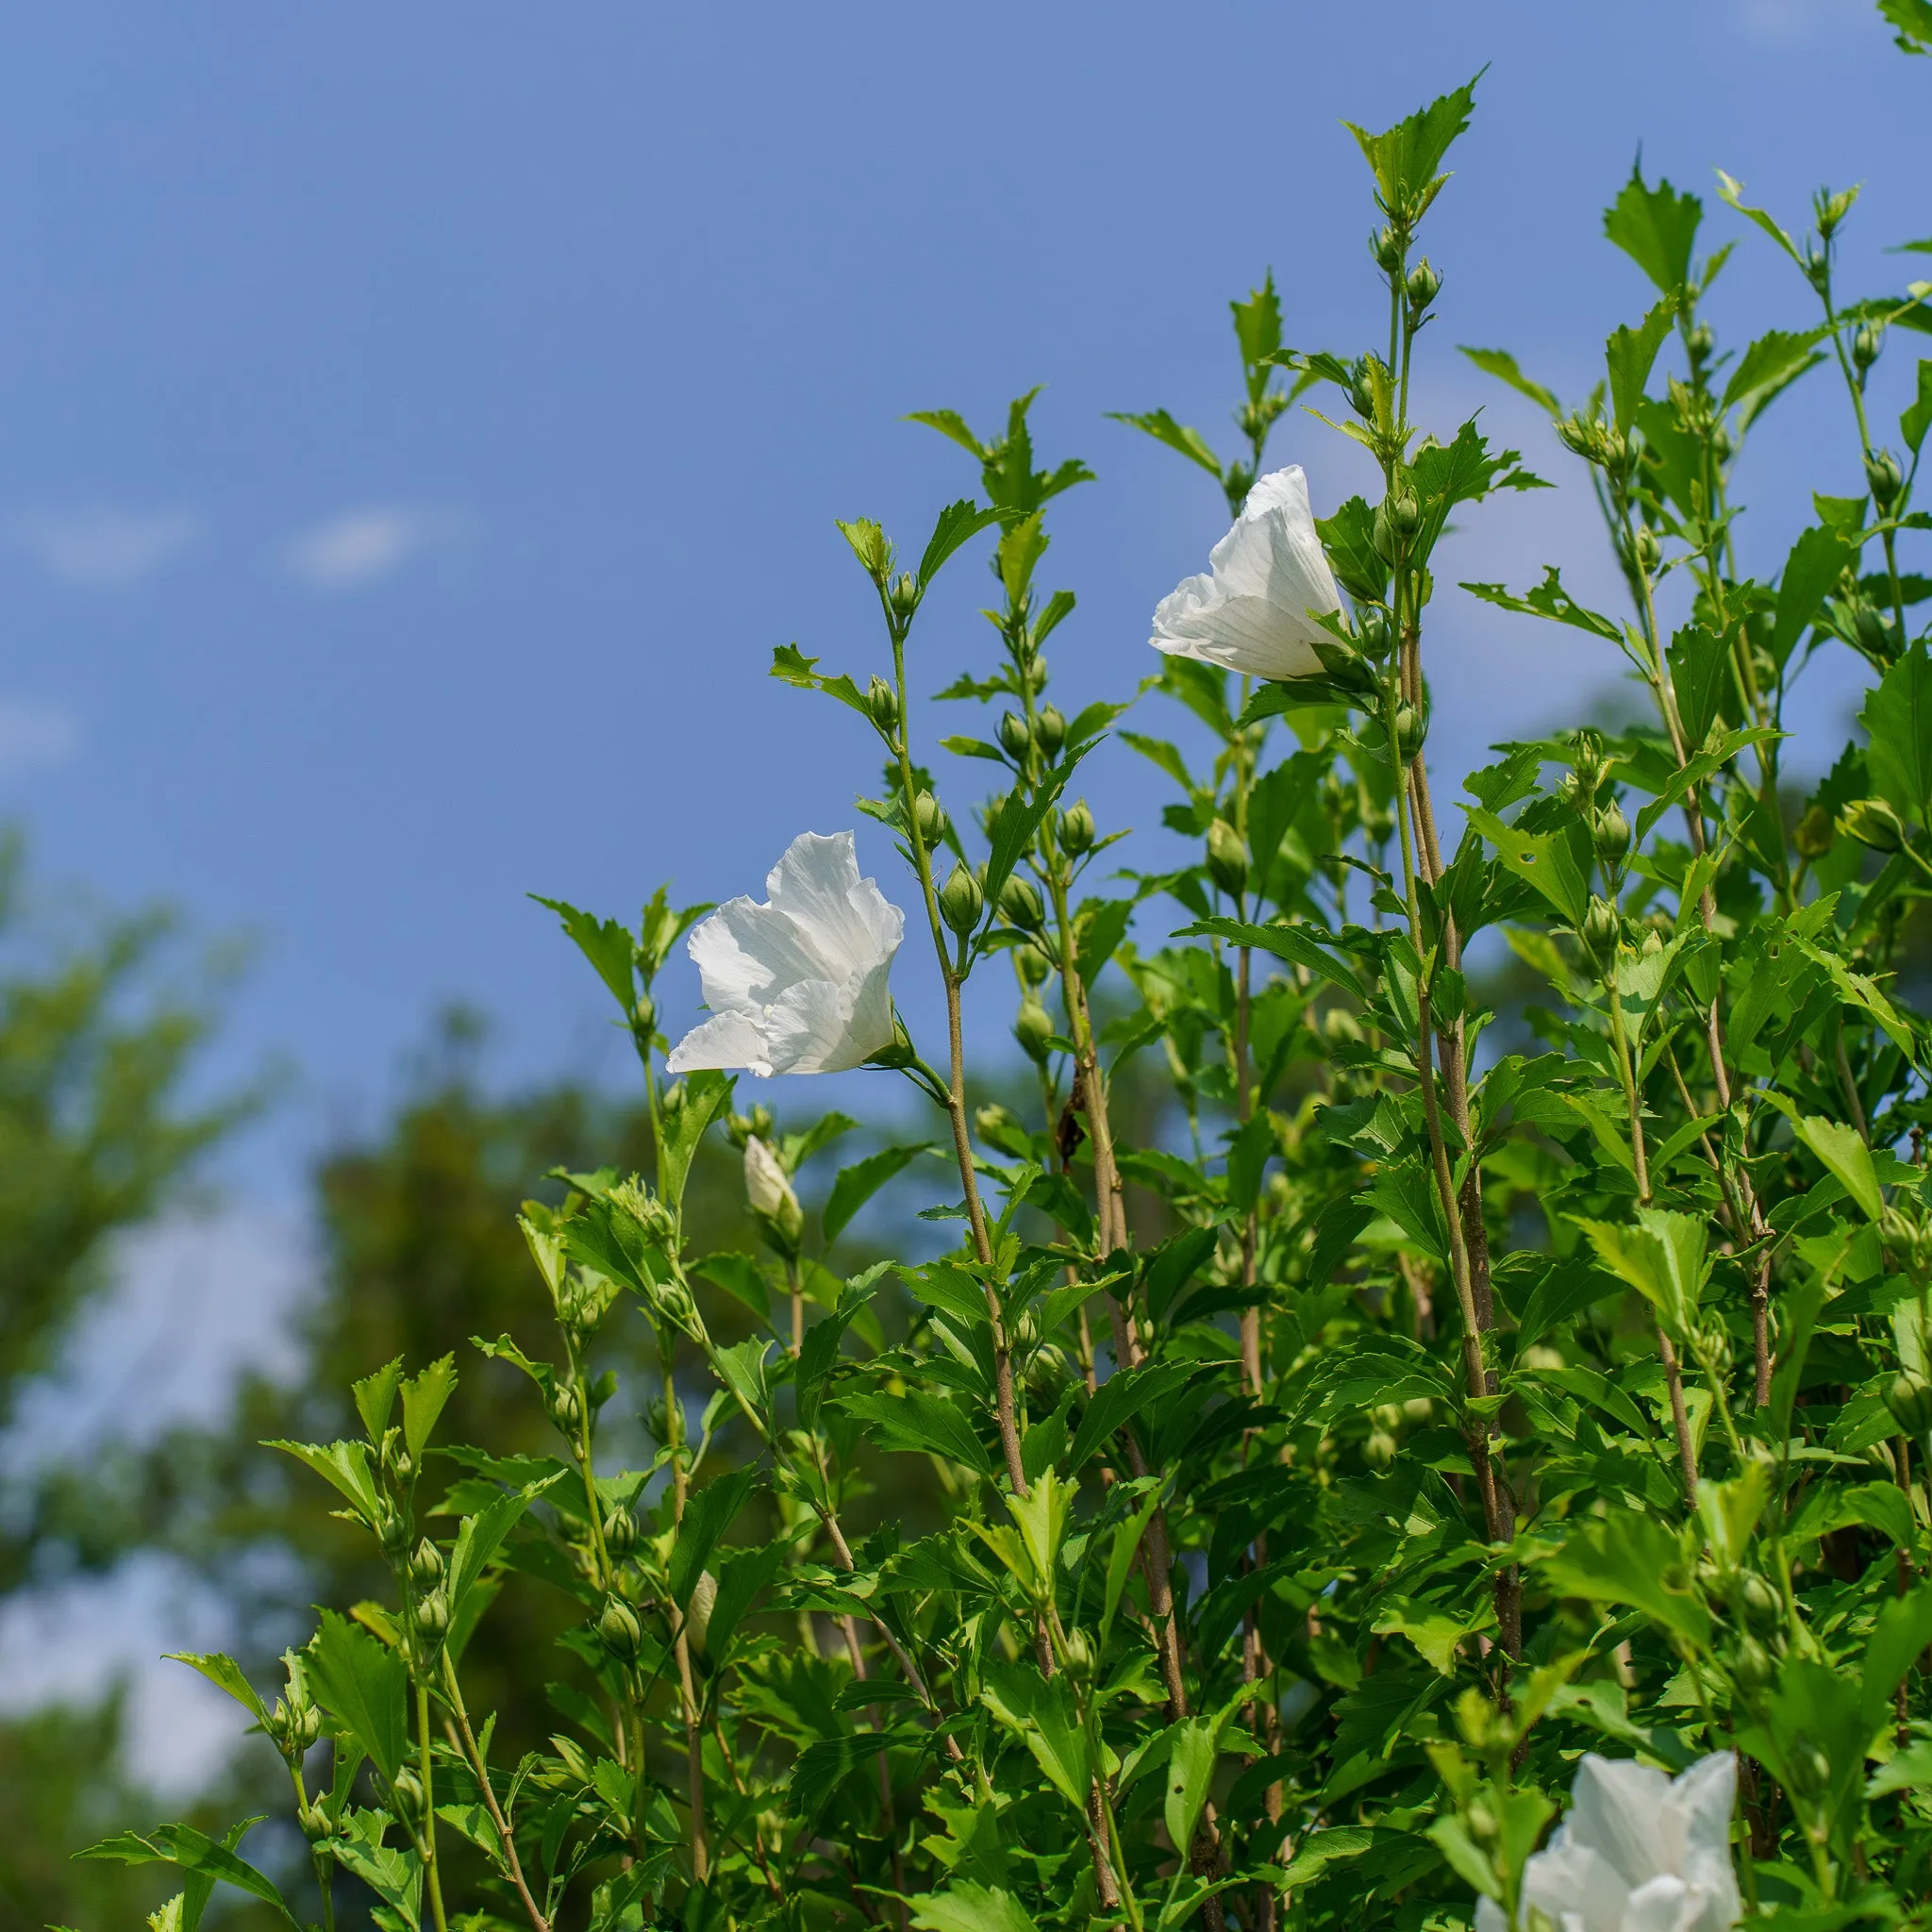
1592,798,1631,866
598,1595,644,1663
1207,819,1249,899
867,675,900,734
1013,941,1052,987
1886,1372,1932,1438
1580,896,1623,972
999,874,1045,930
1867,449,1905,508
1014,996,1056,1063
939,862,984,937
1060,800,1095,857
913,791,948,846
408,1538,445,1591
997,710,1033,759
1035,705,1066,758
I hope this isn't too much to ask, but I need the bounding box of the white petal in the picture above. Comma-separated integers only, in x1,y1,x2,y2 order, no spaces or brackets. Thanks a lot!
688,893,823,1016
1568,1756,1676,1892
667,1008,773,1077
766,830,904,981
1475,1897,1509,1932
1153,590,1324,680
1663,1754,1737,1872
760,975,861,1075
743,1137,796,1220
1620,1875,1703,1932
1521,1837,1627,1932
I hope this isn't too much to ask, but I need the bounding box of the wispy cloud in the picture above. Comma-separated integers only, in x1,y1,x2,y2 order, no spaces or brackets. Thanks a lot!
0,697,80,778
282,504,458,590
12,504,200,586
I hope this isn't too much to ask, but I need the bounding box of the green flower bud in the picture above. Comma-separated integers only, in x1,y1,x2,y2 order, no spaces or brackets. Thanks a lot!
1792,805,1835,859
1855,602,1894,660
867,675,900,734
1854,323,1884,372
1207,819,1249,898
390,1765,427,1829
1840,796,1906,853
598,1595,644,1662
1014,941,1052,987
1592,799,1631,866
1814,184,1857,236
1372,495,1420,560
1867,449,1905,509
602,1504,638,1558
549,1380,585,1435
1060,1625,1096,1681
999,874,1045,930
997,710,1033,759
1060,800,1095,857
661,1080,687,1117
975,1102,1023,1147
1370,225,1405,275
1886,1372,1932,1438
1730,1634,1776,1693
1734,1571,1782,1634
1580,896,1624,972
913,791,948,846
1393,703,1426,762
940,861,984,937
633,991,657,1035
376,1508,411,1559
1687,322,1715,365
408,1539,445,1591
1405,259,1441,310
412,1589,450,1642
1014,995,1056,1062
889,571,920,621
1357,609,1397,660
1363,1427,1398,1470
686,1571,717,1657
1035,705,1066,758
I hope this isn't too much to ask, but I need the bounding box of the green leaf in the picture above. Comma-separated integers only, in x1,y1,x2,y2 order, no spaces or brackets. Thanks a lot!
352,1357,405,1444
1720,325,1832,414
1175,915,1364,1000
1069,1362,1199,1473
529,896,637,1013
1878,0,1932,53
1574,1208,1708,1336
906,1882,1040,1932
400,1354,458,1462
670,1467,758,1609
1606,300,1675,432
1464,807,1591,927
264,1438,380,1525
1457,346,1560,417
659,1068,735,1211
1343,73,1481,219
1795,1112,1885,1223
823,1143,939,1246
1460,568,1624,644
1665,625,1730,750
1108,409,1222,478
908,409,986,459
1773,525,1856,670
1862,640,1932,825
705,1540,790,1659
841,1388,993,1477
162,1654,268,1727
447,1474,563,1625
78,1824,300,1930
920,499,1003,589
1538,1511,1709,1647
1164,1715,1224,1859
305,1610,409,1784
1232,274,1283,372
1714,172,1802,265
1604,161,1702,296
691,1250,771,1323
1903,359,1932,456
978,1663,1091,1813
1104,1480,1168,1641
771,642,871,718
1632,728,1777,846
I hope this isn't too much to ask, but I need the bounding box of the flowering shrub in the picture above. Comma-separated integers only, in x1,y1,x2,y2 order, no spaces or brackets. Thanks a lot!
86,42,1932,1932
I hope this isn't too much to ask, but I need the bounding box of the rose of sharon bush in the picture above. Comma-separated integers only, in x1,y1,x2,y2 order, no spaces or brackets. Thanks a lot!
667,828,903,1077
1149,463,1343,680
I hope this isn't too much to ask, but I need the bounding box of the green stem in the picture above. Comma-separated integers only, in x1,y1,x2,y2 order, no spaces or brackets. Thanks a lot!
416,1680,448,1932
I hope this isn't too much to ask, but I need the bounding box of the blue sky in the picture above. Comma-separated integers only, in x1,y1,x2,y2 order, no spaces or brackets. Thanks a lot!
0,0,1925,1199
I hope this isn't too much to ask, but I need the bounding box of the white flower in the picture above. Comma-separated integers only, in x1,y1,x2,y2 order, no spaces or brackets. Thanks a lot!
1476,1753,1740,1932
1149,464,1343,682
743,1136,803,1243
667,830,904,1078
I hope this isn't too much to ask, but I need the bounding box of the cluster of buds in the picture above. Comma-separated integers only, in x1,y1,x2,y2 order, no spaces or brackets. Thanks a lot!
724,1104,776,1150
1371,491,1421,562
265,1666,324,1762
409,1537,451,1660
1556,411,1630,476
1719,1565,1788,1694
1345,351,1391,426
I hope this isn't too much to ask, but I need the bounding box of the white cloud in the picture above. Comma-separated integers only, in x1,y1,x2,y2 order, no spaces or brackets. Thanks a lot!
12,505,200,586
0,697,79,778
282,504,458,590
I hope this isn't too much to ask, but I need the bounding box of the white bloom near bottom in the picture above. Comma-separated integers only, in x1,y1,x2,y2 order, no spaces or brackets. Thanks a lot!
667,830,904,1078
1477,1753,1740,1932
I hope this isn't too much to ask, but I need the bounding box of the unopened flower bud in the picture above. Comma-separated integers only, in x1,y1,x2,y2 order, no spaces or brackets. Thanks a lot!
889,572,920,621
1792,805,1835,858
1363,1427,1398,1469
744,1136,804,1247
999,874,1046,930
1060,1625,1096,1680
408,1539,445,1591
867,675,900,734
686,1570,717,1657
1370,225,1405,275
976,1102,1022,1145
1393,703,1426,762
1731,1634,1776,1693
412,1589,450,1643
633,991,657,1035
1855,603,1894,660
660,1081,687,1117
1853,324,1883,372
1631,525,1661,574
997,711,1033,759
1035,705,1066,758
913,791,948,845
1734,1571,1782,1633
602,1504,638,1557
1014,941,1052,987
1060,800,1095,856
1867,449,1905,509
1207,819,1249,898
598,1595,644,1662
1372,494,1419,560
1886,1372,1932,1438
549,1380,585,1435
1815,184,1857,236
1406,259,1441,310
1839,796,1906,853
1687,322,1715,365
376,1508,411,1559
1014,996,1056,1062
1581,896,1623,972
1592,799,1631,866
390,1765,427,1829
940,861,984,937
